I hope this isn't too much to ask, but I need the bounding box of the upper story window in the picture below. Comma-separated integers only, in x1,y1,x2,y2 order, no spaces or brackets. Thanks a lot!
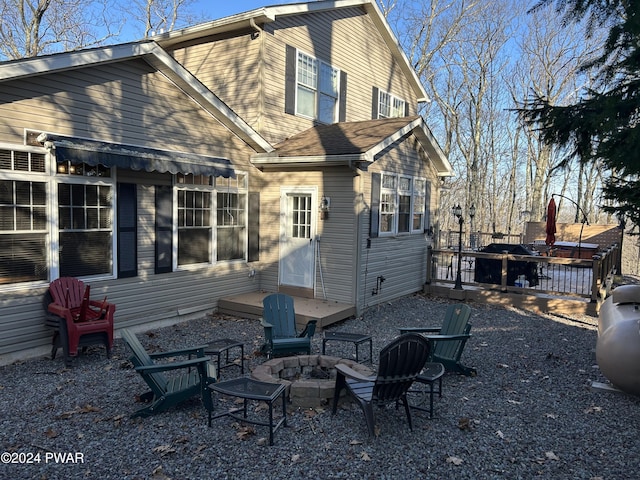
297,51,340,124
285,45,346,124
378,90,407,119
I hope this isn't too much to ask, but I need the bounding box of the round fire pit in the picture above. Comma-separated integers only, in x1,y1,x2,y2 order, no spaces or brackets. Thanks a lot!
251,355,373,408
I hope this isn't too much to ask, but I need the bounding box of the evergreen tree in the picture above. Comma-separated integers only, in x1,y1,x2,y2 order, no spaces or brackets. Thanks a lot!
520,0,640,227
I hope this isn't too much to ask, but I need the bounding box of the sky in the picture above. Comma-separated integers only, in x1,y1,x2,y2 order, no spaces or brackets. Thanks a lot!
192,0,299,20
118,0,301,42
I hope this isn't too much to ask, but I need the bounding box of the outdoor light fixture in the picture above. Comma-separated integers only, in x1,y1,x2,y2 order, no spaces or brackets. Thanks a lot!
469,204,476,249
452,204,465,290
320,196,330,220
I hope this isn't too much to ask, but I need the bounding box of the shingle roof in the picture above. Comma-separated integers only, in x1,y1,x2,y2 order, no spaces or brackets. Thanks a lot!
273,116,422,156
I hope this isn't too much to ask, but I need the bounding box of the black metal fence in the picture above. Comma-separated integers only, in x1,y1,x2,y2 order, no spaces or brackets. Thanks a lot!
427,243,619,302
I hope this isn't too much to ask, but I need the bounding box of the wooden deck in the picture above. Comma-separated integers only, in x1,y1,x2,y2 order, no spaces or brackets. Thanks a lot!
218,292,357,329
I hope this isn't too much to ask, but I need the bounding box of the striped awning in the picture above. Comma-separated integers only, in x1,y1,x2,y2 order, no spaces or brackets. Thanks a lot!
41,135,234,177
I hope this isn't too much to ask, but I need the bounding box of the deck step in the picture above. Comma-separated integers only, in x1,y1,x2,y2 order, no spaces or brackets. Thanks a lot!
218,292,356,329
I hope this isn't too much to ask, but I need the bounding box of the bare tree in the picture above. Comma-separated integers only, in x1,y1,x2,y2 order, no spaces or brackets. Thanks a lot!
0,0,123,59
125,0,199,38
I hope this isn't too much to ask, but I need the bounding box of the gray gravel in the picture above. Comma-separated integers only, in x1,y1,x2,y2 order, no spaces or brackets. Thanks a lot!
1,293,639,480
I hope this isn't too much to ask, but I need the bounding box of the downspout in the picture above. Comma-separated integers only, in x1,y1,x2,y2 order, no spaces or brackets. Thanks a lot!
249,18,262,39
353,171,365,317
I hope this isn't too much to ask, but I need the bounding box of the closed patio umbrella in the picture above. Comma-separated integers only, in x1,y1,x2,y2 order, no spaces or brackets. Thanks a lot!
545,197,557,246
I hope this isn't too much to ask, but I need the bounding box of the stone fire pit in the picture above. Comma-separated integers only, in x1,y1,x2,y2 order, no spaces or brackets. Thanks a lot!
251,355,373,408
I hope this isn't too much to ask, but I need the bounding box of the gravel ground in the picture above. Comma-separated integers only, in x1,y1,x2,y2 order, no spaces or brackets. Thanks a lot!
1,293,639,480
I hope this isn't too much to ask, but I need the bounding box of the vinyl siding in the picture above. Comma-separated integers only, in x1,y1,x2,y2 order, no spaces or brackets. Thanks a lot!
356,135,439,311
169,7,418,145
261,7,418,143
256,168,358,305
0,58,263,358
171,34,264,132
0,59,251,159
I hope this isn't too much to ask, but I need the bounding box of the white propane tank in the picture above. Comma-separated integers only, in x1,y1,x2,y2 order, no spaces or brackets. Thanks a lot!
596,284,640,396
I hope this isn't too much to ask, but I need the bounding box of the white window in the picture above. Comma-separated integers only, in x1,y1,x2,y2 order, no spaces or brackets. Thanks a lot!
0,149,48,285
57,181,113,277
297,51,340,124
412,178,426,233
378,90,406,119
216,174,247,261
378,173,428,236
398,176,412,233
0,146,116,287
380,174,397,235
175,172,247,267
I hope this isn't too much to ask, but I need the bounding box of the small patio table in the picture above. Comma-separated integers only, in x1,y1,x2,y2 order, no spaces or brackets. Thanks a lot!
322,331,373,364
408,362,445,418
208,378,287,446
204,338,244,376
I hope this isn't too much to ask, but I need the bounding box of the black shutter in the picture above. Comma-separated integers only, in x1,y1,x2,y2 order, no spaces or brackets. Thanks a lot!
247,192,260,262
405,101,410,117
339,70,347,122
155,185,172,274
285,45,297,115
117,183,137,278
371,86,379,119
370,173,381,238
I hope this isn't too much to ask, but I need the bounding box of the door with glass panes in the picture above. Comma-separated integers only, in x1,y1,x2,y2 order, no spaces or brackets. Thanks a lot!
279,187,316,289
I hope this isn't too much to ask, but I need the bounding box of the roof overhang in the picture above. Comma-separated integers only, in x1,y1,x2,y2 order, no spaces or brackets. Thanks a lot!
252,116,453,176
153,0,429,103
0,42,274,154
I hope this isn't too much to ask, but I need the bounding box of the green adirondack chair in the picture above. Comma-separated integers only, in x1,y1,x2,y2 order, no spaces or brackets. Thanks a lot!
260,293,317,358
400,303,476,376
121,329,217,417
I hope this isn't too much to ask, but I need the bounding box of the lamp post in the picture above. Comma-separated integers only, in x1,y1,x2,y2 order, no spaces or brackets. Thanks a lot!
469,203,476,249
453,204,464,290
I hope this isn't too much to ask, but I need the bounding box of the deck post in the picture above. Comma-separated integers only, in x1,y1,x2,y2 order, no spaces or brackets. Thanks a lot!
500,251,509,292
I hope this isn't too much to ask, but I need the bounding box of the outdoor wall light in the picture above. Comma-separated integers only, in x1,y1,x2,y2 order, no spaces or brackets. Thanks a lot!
320,196,330,220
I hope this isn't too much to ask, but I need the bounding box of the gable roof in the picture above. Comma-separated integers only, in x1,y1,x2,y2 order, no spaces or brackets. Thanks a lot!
251,116,453,176
152,0,428,102
0,42,273,153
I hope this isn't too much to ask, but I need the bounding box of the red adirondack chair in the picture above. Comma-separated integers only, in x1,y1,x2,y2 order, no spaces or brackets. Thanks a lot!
45,277,116,366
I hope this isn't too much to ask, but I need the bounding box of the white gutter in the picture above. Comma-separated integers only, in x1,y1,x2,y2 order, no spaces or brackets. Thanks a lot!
251,153,370,168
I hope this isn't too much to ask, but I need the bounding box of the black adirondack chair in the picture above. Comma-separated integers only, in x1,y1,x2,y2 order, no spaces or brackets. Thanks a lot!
400,303,476,376
121,329,217,417
332,333,430,437
260,293,317,358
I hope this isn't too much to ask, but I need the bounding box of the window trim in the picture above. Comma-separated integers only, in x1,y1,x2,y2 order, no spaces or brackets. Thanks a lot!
377,172,428,237
377,89,407,119
412,177,427,234
173,172,248,271
0,144,118,291
295,49,341,124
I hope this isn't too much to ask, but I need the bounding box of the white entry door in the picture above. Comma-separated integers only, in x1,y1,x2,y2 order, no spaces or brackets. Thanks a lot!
279,187,317,289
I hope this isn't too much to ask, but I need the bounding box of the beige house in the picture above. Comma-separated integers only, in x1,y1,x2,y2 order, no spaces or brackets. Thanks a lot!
0,0,452,361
